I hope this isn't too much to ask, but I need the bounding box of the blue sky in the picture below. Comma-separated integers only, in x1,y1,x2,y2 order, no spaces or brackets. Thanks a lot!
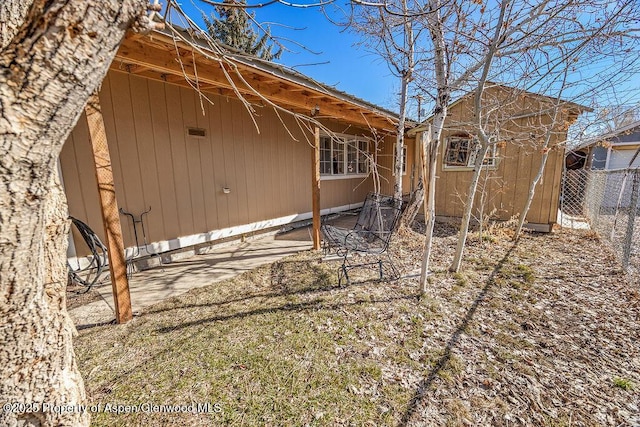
175,1,400,110
171,0,639,127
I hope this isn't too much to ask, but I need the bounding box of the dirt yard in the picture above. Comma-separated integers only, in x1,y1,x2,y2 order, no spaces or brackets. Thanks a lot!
70,223,639,426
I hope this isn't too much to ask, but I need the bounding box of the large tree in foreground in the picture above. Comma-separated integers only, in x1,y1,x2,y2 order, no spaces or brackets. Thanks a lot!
0,1,150,425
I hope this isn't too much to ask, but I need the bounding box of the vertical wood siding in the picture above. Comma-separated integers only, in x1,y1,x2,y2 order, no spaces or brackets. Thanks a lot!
423,87,569,226
60,71,384,255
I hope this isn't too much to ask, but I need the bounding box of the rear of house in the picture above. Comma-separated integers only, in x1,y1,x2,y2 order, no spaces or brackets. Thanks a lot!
60,30,408,260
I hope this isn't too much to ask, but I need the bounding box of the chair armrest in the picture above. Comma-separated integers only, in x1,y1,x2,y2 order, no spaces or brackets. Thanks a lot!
321,224,349,247
343,229,389,254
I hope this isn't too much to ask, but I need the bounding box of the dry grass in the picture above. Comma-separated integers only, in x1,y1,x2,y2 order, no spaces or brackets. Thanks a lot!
73,223,640,426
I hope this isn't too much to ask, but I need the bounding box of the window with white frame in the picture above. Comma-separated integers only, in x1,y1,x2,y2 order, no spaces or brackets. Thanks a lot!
320,136,369,177
444,135,497,169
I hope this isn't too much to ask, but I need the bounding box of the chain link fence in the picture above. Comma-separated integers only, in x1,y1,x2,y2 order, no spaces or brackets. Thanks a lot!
561,167,640,283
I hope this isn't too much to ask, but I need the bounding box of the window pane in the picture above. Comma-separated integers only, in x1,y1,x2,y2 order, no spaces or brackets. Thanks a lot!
402,146,407,173
483,144,497,166
320,137,332,174
347,141,358,174
332,139,344,174
319,136,371,176
358,140,369,174
445,139,457,164
445,138,471,166
458,139,470,165
468,145,477,166
393,145,407,175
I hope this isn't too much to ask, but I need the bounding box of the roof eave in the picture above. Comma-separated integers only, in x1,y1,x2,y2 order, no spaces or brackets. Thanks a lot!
115,28,399,132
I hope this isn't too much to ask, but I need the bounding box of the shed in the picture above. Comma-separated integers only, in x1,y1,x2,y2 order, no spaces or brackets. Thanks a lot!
408,84,590,232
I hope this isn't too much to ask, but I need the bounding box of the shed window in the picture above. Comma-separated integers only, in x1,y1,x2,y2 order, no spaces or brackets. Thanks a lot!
320,136,369,177
444,136,497,169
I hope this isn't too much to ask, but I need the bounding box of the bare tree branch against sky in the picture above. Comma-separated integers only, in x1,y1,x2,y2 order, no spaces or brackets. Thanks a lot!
174,0,639,124
177,0,401,109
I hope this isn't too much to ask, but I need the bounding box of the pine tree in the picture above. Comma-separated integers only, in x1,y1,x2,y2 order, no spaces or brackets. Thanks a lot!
204,0,282,61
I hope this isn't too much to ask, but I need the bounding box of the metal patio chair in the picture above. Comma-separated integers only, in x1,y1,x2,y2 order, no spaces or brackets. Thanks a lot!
321,193,401,285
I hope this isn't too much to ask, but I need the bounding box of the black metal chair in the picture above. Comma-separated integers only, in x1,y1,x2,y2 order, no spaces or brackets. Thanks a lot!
321,193,401,285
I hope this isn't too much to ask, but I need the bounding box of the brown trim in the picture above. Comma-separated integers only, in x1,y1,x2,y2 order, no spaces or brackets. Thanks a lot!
113,34,396,132
312,127,321,250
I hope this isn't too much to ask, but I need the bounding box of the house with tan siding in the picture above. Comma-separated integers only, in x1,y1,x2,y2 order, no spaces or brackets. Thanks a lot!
61,31,588,271
60,29,410,261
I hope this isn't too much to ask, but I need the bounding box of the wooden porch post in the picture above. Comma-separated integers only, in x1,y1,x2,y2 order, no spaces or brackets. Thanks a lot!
311,127,321,250
85,93,132,324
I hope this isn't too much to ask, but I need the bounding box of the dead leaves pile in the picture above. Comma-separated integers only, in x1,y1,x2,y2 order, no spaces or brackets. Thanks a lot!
384,226,640,426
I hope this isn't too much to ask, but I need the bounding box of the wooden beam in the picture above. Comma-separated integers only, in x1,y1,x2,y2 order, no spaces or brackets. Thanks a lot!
164,74,188,83
115,37,396,131
311,126,321,250
85,93,133,324
124,64,150,74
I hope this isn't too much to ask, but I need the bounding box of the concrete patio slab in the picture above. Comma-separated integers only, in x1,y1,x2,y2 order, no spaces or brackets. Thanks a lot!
68,232,313,329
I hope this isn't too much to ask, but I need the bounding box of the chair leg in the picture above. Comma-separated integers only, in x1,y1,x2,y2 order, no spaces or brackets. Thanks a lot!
338,264,349,286
338,251,350,286
337,251,399,285
383,252,400,280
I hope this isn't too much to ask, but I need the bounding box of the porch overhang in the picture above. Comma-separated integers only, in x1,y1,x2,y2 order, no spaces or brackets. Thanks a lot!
112,31,398,133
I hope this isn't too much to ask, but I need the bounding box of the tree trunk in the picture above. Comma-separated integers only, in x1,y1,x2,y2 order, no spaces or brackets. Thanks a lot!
393,3,414,204
394,73,409,203
419,128,438,293
450,144,490,272
448,0,507,273
0,2,32,48
0,1,148,425
400,0,448,228
0,161,88,427
418,107,447,292
415,2,450,293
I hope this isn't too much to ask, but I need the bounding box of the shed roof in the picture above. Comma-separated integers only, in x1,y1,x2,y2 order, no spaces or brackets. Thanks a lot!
407,83,591,137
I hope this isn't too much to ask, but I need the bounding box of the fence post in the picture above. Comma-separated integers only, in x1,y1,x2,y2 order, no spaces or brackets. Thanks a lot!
594,171,606,229
622,170,640,269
